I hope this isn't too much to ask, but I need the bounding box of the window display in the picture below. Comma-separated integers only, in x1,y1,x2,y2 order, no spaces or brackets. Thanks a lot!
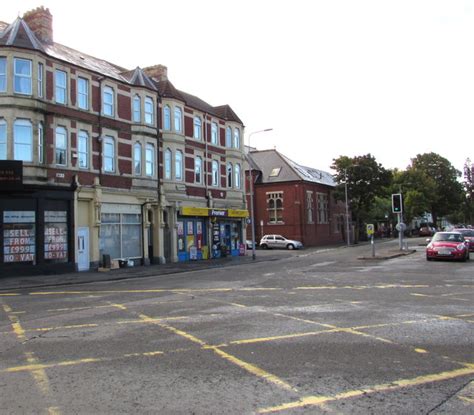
3,211,36,263
44,211,68,262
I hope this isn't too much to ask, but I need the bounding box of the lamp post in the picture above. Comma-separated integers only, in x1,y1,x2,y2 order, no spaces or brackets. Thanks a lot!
247,128,273,260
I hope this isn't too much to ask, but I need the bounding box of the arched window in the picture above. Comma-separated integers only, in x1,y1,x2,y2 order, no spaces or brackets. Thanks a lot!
212,160,219,187
174,107,182,132
133,95,141,123
78,130,89,169
227,162,233,188
195,156,202,184
234,164,241,189
225,127,232,147
55,126,67,166
233,128,240,149
133,142,142,174
145,97,154,125
14,120,33,162
193,116,202,140
103,136,115,172
145,143,154,176
163,105,171,130
175,150,183,181
164,148,172,179
0,119,7,159
211,122,218,145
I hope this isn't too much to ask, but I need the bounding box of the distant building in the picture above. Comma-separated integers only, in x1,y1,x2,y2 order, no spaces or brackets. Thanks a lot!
0,7,246,274
246,149,347,246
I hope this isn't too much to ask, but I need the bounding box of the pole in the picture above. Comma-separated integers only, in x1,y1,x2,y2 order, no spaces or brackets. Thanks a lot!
344,169,350,247
398,212,402,250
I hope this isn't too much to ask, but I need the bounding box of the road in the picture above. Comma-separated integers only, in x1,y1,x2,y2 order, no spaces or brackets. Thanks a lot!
0,239,473,414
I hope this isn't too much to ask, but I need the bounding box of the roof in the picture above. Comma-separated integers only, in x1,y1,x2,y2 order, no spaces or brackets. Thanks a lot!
121,67,157,90
249,149,335,187
0,17,45,52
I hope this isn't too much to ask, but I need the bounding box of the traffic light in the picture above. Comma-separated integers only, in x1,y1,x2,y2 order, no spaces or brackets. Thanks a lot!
392,193,403,213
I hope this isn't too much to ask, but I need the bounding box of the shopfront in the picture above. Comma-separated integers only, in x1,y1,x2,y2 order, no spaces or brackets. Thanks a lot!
177,207,248,262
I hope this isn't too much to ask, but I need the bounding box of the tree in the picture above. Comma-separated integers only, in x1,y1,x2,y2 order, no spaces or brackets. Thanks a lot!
409,153,463,226
332,154,392,241
462,158,474,224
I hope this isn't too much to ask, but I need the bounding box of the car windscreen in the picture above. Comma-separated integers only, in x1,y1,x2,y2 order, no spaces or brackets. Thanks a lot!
458,230,474,237
433,233,464,242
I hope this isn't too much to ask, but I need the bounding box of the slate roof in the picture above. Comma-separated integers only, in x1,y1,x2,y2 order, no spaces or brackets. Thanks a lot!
121,67,157,90
249,149,335,187
0,17,45,52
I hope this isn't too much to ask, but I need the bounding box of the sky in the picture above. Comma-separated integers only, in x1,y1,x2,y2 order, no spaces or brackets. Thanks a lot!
2,0,473,173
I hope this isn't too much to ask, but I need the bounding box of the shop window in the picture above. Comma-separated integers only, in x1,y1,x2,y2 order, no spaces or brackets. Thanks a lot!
3,211,36,263
267,192,284,223
100,213,142,260
44,211,68,262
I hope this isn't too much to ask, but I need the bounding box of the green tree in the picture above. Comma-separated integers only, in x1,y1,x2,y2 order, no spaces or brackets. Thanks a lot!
408,153,463,226
462,158,473,224
332,154,392,241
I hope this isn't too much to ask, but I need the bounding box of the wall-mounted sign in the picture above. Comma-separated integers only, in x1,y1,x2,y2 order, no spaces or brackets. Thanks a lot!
180,207,249,218
0,161,23,190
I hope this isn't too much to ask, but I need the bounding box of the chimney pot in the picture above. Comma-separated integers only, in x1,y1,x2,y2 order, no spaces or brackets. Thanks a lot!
143,64,168,81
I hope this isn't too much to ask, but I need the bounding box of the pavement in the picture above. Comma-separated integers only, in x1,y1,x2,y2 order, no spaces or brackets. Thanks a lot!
0,238,420,291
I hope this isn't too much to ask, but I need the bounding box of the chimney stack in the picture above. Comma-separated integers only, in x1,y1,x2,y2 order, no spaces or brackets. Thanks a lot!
23,6,53,43
143,64,168,81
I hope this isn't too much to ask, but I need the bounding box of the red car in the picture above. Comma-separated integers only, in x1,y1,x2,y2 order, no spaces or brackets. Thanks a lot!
456,228,474,252
426,232,470,261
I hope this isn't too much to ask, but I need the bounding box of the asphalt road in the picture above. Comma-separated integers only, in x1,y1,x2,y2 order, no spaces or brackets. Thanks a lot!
0,239,473,414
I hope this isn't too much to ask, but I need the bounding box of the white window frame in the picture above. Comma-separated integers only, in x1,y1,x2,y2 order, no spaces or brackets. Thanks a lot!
0,119,6,159
193,116,202,140
103,86,114,117
103,136,115,172
145,97,154,125
133,142,142,175
13,119,33,162
145,143,155,177
37,62,44,98
211,122,218,145
225,127,232,148
55,69,67,104
133,95,141,123
164,148,172,179
38,122,44,164
234,164,241,189
175,150,183,181
234,128,240,149
77,130,89,169
0,57,6,92
14,58,32,95
227,162,233,188
195,156,202,184
174,107,182,132
212,160,219,187
55,126,67,166
163,105,171,130
77,77,89,110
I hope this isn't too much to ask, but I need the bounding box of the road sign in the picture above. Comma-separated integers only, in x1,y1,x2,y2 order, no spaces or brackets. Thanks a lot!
396,223,406,232
366,224,375,236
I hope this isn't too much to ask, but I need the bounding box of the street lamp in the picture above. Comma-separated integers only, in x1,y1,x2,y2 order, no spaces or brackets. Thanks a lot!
247,128,273,260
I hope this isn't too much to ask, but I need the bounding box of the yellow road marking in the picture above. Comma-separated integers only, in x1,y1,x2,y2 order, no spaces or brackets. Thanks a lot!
258,364,474,413
48,407,61,415
414,348,428,354
0,293,20,296
296,284,429,291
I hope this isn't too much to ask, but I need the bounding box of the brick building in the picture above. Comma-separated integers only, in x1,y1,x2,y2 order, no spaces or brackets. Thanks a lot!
247,149,347,246
0,7,246,274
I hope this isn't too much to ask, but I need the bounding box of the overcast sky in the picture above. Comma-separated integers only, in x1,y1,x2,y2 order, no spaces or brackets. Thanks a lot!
3,0,473,173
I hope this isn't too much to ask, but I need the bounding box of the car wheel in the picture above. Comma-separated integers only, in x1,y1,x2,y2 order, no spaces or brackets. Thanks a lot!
261,244,268,250
287,244,295,250
426,256,432,261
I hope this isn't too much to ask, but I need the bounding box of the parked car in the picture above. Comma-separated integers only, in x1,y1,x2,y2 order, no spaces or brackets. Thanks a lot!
245,240,256,249
259,235,303,250
426,232,470,261
419,226,436,237
456,228,474,252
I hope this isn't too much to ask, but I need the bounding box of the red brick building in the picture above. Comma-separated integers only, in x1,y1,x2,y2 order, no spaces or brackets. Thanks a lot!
247,149,347,247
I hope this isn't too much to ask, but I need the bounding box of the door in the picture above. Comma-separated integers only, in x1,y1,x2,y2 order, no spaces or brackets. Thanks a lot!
77,227,89,271
274,235,286,248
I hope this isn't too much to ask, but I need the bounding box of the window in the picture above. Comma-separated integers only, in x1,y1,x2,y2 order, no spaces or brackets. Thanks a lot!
0,119,6,159
234,128,240,149
174,107,182,132
55,126,67,166
175,150,183,181
211,122,218,145
194,116,202,140
13,120,33,162
38,122,44,164
306,191,314,223
317,193,329,224
103,86,114,116
164,148,172,179
100,213,142,259
225,127,232,147
145,144,154,176
195,156,202,184
77,77,89,110
227,162,233,188
133,142,141,174
267,192,284,223
270,167,281,177
212,160,219,187
0,57,6,92
14,58,32,95
163,105,171,130
103,136,115,172
235,164,241,189
78,130,88,168
145,97,154,125
55,69,67,104
133,95,141,123
37,63,43,97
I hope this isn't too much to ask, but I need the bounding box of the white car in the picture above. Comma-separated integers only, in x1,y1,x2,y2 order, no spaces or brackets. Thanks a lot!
259,235,303,250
